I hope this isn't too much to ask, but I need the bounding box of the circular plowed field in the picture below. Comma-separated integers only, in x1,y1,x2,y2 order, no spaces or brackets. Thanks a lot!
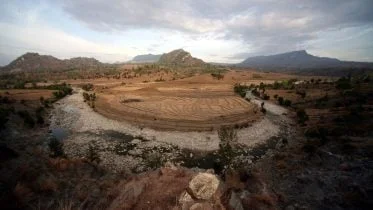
95,83,261,131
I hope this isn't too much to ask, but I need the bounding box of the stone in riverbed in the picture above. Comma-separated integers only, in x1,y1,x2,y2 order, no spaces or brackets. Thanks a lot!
131,139,141,144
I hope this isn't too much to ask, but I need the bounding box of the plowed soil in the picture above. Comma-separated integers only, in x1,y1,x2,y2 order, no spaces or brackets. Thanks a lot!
94,74,265,131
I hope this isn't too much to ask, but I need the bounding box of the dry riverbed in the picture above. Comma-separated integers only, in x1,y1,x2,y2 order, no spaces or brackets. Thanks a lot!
49,88,298,173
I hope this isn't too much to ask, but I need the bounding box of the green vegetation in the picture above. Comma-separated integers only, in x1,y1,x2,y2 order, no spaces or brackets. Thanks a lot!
234,83,249,97
52,84,73,99
83,92,97,108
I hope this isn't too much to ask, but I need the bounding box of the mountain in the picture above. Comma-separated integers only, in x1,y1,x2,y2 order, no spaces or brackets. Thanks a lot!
159,49,205,66
239,50,373,73
130,54,161,63
0,52,104,72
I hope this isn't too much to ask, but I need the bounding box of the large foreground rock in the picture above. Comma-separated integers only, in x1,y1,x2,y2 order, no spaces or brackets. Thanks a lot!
187,173,221,200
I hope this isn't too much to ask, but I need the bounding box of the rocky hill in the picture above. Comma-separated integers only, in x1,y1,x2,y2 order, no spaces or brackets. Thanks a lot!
0,52,104,73
130,54,161,63
159,49,205,66
239,50,373,74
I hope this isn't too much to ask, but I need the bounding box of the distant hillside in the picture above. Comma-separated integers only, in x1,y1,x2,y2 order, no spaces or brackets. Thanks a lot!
0,52,104,73
130,54,161,63
239,50,373,75
159,49,205,66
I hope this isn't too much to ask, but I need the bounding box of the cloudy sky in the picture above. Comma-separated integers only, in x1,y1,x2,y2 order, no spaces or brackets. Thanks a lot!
0,0,373,65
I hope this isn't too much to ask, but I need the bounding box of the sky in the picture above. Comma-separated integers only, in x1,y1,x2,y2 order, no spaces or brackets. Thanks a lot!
0,0,373,66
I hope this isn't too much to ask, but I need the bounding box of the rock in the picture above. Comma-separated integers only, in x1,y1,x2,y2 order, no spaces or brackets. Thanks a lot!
229,191,244,210
131,139,141,144
179,190,195,210
128,149,143,156
188,173,221,200
189,202,213,210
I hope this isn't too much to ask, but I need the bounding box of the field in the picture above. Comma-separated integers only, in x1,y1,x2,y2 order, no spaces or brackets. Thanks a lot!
0,89,54,101
73,70,319,131
95,79,260,131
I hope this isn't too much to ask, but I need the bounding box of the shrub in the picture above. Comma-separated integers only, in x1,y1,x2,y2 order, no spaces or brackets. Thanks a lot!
274,94,278,99
277,97,284,105
218,126,237,170
87,143,101,164
17,110,35,128
48,137,65,158
284,99,292,107
81,83,94,91
251,88,260,97
211,73,224,80
296,89,306,98
0,107,11,130
260,102,266,113
234,84,249,98
296,109,309,125
262,94,270,100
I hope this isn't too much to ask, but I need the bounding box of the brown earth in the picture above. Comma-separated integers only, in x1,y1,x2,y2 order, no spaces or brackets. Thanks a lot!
88,70,319,131
0,89,54,101
95,81,261,131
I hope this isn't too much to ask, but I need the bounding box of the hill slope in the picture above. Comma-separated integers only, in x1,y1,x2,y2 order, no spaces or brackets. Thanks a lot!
159,49,205,66
130,54,161,63
239,50,373,72
0,52,104,72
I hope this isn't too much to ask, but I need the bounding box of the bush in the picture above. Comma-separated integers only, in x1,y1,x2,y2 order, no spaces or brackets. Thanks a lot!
218,126,237,170
211,73,224,80
234,84,249,98
296,109,309,125
87,143,101,164
274,94,278,99
251,88,260,97
0,107,11,130
82,83,94,91
262,94,270,100
277,97,284,105
48,137,65,158
296,89,306,98
284,99,292,107
17,110,35,128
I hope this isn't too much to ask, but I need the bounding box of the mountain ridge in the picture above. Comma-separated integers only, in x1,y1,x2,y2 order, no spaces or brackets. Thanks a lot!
0,52,105,72
130,54,162,63
239,50,373,71
158,49,205,66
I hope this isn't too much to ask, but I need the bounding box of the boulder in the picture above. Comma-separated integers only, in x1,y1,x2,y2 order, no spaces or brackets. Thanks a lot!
188,173,221,200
